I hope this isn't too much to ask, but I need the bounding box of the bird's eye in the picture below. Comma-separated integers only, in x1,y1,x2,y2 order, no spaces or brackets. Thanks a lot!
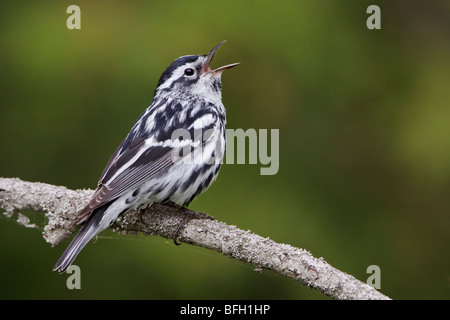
184,68,195,77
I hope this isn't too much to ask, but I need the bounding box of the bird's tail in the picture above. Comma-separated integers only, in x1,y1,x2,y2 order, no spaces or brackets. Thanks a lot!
53,206,108,273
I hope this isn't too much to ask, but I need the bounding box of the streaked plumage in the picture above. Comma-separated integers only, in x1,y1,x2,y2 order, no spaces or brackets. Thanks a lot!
53,41,238,273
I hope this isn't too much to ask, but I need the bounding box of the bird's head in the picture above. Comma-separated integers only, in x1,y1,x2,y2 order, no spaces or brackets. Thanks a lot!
155,41,239,101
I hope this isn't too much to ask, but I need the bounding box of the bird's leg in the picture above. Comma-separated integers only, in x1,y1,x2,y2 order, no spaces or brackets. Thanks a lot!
139,210,147,225
172,214,191,246
138,202,157,226
163,201,214,245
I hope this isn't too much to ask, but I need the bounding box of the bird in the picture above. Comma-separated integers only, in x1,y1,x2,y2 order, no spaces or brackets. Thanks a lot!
53,41,238,273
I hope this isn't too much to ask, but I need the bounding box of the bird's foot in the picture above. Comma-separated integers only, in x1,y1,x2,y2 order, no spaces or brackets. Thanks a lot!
167,203,214,246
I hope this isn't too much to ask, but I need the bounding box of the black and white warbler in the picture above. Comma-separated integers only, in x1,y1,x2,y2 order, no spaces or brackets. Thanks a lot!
53,41,238,273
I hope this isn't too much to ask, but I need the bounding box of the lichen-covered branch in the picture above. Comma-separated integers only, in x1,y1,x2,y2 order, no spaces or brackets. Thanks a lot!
0,177,390,300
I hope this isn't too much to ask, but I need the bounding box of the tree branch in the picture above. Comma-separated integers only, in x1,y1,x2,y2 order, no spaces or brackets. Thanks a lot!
0,177,390,300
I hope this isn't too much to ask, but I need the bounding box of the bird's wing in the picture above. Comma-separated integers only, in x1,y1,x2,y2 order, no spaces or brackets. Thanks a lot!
75,138,186,224
74,107,219,224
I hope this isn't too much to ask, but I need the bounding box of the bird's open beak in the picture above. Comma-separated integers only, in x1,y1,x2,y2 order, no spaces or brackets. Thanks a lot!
204,40,240,74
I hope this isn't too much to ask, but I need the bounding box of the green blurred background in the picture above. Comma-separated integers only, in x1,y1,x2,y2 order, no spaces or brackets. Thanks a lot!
0,0,449,299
